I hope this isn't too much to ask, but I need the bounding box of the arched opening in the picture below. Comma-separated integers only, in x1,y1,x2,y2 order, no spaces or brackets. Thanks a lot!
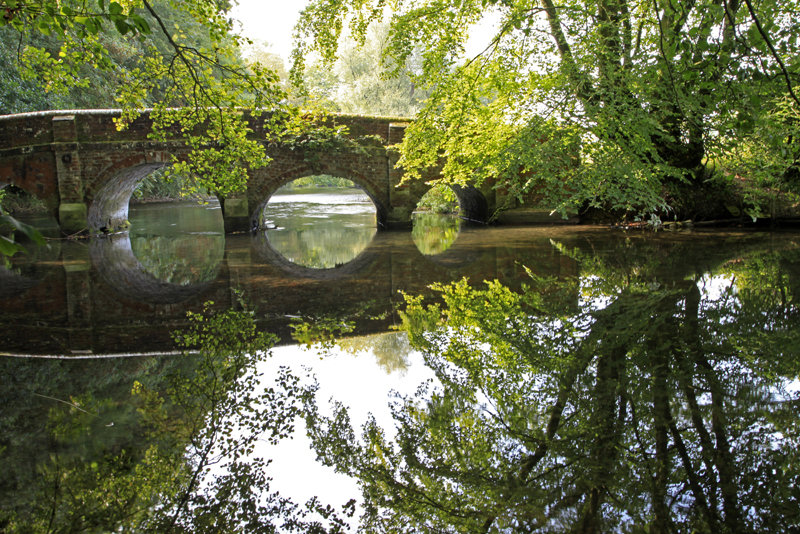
90,234,220,304
259,175,378,269
127,166,224,237
89,162,166,232
88,164,225,288
411,183,489,256
127,167,225,287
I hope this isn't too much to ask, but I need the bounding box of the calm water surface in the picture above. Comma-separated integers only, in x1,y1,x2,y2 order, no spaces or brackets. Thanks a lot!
1,193,799,531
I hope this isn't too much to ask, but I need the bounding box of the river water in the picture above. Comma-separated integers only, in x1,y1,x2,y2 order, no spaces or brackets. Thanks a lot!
1,189,799,531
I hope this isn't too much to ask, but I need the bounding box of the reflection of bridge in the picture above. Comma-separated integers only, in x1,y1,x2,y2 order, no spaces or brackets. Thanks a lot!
0,228,580,355
1,226,776,356
0,110,496,233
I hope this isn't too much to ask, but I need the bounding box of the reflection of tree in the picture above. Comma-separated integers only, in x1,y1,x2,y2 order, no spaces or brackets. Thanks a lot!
267,215,376,269
304,245,800,531
337,332,413,374
411,213,459,256
1,304,352,532
130,234,224,285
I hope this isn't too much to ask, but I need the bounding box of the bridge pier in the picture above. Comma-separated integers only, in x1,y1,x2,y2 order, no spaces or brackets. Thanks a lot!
53,115,89,234
220,196,251,233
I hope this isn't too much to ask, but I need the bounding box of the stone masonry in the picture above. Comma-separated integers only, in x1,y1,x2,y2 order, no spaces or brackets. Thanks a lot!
0,109,496,234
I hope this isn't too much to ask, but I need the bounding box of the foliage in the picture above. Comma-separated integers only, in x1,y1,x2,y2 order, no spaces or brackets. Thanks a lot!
416,183,459,214
303,243,800,531
410,212,459,255
295,0,800,221
0,0,293,198
131,167,194,201
295,20,428,117
291,314,355,354
241,39,289,85
0,188,45,259
130,233,224,284
1,303,354,532
712,94,800,219
263,212,376,269
336,332,413,374
284,174,357,189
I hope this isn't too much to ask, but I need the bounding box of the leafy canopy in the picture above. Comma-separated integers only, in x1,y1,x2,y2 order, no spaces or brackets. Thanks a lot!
294,0,800,220
1,0,290,198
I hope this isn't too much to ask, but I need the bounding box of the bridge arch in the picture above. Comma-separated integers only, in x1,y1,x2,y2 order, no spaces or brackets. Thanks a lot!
90,233,220,304
409,183,490,224
248,158,390,231
450,184,490,223
87,153,172,232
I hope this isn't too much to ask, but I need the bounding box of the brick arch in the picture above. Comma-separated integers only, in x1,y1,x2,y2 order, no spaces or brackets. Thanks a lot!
86,152,173,231
409,183,490,224
247,154,390,231
90,234,218,304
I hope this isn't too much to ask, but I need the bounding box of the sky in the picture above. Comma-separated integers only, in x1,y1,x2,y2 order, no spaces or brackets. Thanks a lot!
229,1,311,62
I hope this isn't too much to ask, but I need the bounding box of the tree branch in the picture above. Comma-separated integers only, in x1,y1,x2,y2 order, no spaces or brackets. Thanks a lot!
742,0,800,107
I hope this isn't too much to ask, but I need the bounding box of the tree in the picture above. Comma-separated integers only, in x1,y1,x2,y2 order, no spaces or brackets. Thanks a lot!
294,0,800,221
303,239,800,531
0,0,293,198
295,20,428,117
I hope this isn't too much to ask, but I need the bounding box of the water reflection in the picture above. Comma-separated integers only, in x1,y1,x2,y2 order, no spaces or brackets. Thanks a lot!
263,187,377,268
411,212,460,256
3,201,800,531
304,239,800,532
336,331,413,374
0,306,354,532
3,237,798,531
128,201,225,285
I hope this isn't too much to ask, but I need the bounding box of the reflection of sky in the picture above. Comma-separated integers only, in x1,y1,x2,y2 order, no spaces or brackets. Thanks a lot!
254,341,436,517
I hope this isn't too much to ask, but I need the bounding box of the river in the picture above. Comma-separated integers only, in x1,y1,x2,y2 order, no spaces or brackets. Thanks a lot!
1,188,798,531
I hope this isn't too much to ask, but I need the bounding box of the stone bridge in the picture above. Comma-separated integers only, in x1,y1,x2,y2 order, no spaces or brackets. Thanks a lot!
0,109,496,233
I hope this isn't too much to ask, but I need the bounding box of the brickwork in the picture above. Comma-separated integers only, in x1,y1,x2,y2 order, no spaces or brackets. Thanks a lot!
0,109,498,233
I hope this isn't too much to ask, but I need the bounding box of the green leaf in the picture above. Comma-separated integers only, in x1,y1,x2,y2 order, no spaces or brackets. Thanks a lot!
4,214,45,246
112,16,129,35
0,234,23,257
128,14,151,35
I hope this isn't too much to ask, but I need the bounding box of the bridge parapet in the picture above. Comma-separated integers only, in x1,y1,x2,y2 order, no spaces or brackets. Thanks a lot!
0,109,411,151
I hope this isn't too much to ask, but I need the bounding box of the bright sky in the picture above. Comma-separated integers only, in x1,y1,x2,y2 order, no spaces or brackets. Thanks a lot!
229,1,500,65
229,1,310,62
